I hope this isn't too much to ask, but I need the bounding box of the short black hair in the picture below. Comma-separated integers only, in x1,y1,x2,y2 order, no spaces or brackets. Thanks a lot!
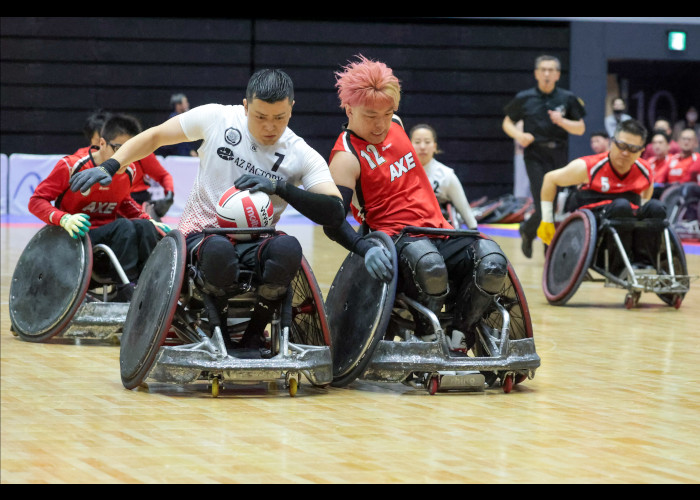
170,93,187,110
82,109,112,142
614,119,647,144
245,69,294,104
591,130,610,139
651,129,670,143
101,113,142,142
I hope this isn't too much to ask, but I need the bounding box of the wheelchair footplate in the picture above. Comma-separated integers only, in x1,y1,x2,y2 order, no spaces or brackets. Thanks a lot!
145,324,333,397
360,294,539,394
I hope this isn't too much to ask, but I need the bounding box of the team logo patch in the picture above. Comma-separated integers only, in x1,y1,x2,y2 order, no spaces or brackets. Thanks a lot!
217,147,235,160
224,127,242,147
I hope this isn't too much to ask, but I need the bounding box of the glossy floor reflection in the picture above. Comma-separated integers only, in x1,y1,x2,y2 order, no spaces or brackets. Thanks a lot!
2,217,699,483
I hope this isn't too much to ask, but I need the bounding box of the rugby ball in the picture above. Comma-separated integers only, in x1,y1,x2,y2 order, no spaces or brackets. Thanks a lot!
216,186,274,241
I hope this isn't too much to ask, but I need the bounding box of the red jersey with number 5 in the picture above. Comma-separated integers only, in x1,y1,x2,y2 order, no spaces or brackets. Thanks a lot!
577,152,653,209
330,120,451,236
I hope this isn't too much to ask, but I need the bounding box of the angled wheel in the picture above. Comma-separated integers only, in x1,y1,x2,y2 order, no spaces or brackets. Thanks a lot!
656,226,689,307
475,260,534,387
542,209,597,305
326,231,398,387
120,230,187,390
288,256,331,348
9,226,93,342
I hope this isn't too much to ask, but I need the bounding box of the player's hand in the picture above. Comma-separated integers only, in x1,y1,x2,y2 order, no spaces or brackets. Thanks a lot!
150,219,171,235
517,132,535,148
234,174,278,195
153,191,174,217
364,245,393,282
537,221,556,246
60,213,91,239
69,166,113,192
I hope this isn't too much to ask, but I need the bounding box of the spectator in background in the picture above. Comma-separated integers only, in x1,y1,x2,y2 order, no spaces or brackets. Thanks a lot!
604,97,632,138
659,128,700,185
672,106,700,150
590,130,610,154
643,118,680,160
156,93,200,157
647,130,672,198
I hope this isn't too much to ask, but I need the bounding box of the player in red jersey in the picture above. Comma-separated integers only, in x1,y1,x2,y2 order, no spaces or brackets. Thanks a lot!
537,119,666,272
29,114,170,300
659,128,700,185
76,112,175,220
323,55,509,344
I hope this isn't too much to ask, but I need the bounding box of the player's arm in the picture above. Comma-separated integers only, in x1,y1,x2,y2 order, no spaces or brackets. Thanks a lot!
537,158,589,245
323,151,392,282
502,116,534,148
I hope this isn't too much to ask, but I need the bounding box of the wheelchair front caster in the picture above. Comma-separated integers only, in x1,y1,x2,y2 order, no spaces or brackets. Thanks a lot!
624,292,641,310
427,375,439,395
287,377,298,397
673,295,683,309
501,373,514,394
211,377,220,398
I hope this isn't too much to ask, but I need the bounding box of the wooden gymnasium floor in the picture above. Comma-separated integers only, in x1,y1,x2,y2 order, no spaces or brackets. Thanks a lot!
1,214,699,484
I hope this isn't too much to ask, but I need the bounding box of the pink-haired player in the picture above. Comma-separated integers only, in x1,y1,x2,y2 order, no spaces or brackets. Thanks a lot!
324,55,510,348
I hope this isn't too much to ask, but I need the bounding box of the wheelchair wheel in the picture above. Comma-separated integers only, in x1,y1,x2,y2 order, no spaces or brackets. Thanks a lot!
474,262,533,388
120,230,187,390
542,209,597,305
288,256,332,348
9,226,93,342
656,226,688,308
327,231,398,388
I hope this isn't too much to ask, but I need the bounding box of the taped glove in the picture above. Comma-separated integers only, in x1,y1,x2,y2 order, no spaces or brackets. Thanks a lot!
364,245,393,282
69,158,121,192
234,174,279,195
537,221,556,246
60,213,91,239
150,219,171,235
153,191,174,217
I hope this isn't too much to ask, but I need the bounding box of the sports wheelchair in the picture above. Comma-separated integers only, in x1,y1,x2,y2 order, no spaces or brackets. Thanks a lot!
326,226,540,395
118,227,332,397
543,208,695,309
660,182,700,241
9,225,134,343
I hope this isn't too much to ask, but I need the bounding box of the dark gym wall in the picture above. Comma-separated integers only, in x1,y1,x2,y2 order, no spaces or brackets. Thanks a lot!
1,17,571,200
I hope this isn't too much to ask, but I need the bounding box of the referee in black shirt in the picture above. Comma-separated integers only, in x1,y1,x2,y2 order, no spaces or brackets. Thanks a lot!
503,55,586,258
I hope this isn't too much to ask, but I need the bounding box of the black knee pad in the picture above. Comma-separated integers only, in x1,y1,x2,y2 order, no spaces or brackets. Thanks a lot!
638,199,667,220
399,238,449,311
472,239,508,295
258,235,302,301
195,235,239,296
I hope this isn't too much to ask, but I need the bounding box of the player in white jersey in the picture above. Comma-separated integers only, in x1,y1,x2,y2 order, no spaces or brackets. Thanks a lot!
70,69,345,355
409,124,478,229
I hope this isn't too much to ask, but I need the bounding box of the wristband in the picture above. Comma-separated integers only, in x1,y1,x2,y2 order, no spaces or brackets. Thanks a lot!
100,158,121,176
541,201,554,223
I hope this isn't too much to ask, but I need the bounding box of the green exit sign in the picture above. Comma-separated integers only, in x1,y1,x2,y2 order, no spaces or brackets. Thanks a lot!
668,31,687,51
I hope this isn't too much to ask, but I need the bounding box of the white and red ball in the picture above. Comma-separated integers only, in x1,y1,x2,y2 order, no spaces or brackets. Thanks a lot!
216,186,274,241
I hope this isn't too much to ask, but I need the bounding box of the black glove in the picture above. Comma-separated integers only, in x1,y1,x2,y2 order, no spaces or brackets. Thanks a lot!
364,245,393,282
153,191,174,217
234,174,280,195
69,158,121,192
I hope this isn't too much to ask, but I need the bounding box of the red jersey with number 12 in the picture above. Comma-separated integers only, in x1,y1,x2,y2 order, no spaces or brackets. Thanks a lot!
330,120,451,236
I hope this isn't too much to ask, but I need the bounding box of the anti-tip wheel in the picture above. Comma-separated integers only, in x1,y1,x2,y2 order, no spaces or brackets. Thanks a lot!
211,377,220,398
427,376,439,395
